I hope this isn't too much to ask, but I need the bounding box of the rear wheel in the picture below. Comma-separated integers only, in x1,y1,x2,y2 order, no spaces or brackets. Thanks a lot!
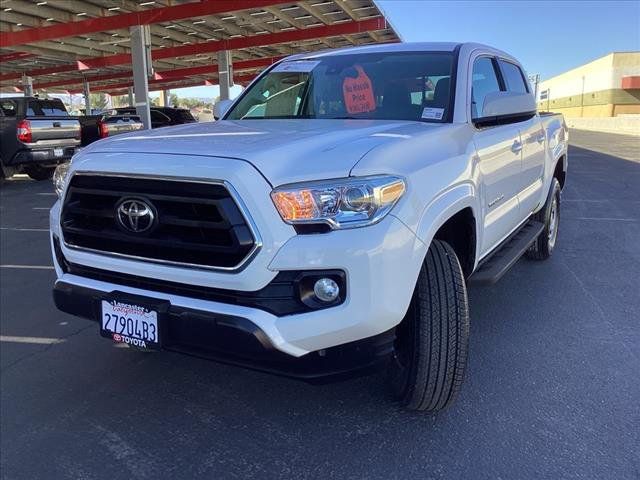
24,165,55,181
387,240,470,412
0,162,17,180
526,178,561,261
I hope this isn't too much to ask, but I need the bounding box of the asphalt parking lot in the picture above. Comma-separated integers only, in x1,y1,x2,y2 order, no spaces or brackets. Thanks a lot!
1,129,638,480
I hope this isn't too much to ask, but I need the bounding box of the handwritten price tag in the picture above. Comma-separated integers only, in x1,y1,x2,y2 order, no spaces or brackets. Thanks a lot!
343,66,376,114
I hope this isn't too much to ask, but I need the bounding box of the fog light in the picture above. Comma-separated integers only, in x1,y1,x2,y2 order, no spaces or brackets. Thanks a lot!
313,278,340,303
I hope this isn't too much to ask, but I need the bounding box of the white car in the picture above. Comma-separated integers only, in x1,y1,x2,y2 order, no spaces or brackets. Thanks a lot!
51,42,568,412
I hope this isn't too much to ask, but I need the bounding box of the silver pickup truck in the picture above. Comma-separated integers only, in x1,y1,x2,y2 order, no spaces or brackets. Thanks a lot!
0,97,80,180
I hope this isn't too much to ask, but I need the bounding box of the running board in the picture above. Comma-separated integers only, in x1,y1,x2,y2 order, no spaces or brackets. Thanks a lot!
469,220,545,285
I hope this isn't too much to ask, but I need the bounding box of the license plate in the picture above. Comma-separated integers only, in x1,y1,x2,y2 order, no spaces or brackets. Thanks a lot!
53,147,64,157
100,299,159,349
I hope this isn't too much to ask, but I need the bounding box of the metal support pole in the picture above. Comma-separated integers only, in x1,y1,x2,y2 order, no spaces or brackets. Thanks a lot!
163,89,170,107
130,25,152,129
217,50,233,101
22,75,33,96
83,78,91,115
127,87,134,107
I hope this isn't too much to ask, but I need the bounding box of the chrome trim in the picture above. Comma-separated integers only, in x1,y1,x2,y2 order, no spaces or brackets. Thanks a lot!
60,171,263,273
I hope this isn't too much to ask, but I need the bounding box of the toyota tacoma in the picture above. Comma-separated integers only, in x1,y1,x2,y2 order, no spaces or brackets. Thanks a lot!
50,43,567,412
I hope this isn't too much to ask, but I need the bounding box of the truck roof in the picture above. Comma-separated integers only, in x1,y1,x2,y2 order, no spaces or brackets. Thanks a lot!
285,41,516,64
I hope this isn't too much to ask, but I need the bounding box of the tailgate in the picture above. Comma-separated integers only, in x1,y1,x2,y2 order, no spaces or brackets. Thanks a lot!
26,117,81,146
105,120,143,137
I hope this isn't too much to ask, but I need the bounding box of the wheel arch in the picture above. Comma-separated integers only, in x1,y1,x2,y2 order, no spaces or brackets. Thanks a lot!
415,183,480,277
554,154,567,190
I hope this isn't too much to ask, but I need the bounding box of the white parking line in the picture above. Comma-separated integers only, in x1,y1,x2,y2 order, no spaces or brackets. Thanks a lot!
0,335,65,345
32,207,52,210
36,193,57,196
0,265,54,270
0,227,49,232
574,217,637,222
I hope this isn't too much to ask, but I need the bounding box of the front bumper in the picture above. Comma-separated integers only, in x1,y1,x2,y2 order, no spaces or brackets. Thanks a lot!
53,279,395,382
52,211,426,358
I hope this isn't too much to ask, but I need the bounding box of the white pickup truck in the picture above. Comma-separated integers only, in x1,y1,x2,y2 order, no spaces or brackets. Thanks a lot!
50,42,567,412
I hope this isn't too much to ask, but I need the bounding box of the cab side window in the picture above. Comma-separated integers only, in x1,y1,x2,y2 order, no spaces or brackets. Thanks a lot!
498,60,529,94
471,57,501,119
0,100,17,117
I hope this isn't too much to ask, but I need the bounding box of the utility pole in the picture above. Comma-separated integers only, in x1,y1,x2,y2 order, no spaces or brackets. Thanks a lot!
21,75,33,96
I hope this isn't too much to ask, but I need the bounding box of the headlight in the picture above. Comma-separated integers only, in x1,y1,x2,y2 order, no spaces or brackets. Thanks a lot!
271,176,405,230
53,162,71,199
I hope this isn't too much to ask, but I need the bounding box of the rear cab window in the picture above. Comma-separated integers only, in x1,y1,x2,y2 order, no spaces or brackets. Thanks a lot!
27,99,69,116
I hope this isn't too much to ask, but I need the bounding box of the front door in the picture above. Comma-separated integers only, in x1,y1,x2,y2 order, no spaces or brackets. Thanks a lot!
470,56,523,257
474,125,523,256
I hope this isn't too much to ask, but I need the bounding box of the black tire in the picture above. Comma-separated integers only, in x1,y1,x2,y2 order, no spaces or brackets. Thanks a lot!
24,165,55,181
0,162,17,181
526,178,561,261
387,239,470,412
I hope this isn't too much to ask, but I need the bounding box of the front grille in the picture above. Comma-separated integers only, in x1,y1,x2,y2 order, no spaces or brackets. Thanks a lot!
61,174,257,269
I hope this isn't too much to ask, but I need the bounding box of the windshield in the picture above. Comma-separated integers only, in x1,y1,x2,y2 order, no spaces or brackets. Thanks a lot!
226,52,455,123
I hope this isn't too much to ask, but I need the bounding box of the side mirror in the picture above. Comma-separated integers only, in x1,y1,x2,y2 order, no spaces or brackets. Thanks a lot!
213,99,234,120
476,91,536,126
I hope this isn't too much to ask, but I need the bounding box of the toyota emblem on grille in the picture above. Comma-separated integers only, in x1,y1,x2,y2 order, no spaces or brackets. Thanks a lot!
116,198,156,233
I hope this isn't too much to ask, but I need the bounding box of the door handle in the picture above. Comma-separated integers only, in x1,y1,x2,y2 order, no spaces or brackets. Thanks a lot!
536,132,545,143
511,140,523,153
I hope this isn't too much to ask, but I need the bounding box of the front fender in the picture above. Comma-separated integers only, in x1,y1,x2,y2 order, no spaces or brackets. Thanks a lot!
411,182,481,268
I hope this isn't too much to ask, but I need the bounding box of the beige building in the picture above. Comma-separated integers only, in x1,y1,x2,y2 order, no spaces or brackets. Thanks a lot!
537,52,640,118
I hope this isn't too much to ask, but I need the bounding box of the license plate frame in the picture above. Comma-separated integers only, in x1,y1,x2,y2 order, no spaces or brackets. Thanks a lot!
99,292,170,350
53,147,64,158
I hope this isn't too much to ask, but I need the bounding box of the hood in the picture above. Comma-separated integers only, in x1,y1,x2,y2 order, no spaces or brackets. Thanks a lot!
81,119,448,186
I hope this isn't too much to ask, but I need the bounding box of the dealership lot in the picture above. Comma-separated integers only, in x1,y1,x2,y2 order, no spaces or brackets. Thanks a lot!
1,130,638,479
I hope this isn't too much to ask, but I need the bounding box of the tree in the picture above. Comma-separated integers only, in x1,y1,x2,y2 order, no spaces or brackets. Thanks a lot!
169,93,179,107
89,92,109,112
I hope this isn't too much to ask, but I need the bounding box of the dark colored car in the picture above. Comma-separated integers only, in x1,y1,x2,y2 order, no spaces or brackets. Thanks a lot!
113,107,197,129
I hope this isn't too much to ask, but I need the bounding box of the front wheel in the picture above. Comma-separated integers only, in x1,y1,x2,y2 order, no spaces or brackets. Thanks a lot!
526,178,561,261
24,165,55,181
387,240,470,412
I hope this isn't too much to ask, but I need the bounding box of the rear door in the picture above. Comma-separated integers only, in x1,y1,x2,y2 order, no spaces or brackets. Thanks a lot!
471,56,524,256
497,59,546,216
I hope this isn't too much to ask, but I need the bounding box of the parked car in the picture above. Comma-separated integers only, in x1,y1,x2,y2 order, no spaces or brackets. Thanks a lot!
79,113,144,147
112,106,196,128
0,96,80,180
50,42,568,411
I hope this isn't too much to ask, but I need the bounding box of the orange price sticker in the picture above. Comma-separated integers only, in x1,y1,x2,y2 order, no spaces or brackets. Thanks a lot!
342,65,376,114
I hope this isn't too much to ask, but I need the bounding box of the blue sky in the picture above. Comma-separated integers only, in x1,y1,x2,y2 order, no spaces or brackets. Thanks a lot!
377,0,640,79
169,0,640,98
